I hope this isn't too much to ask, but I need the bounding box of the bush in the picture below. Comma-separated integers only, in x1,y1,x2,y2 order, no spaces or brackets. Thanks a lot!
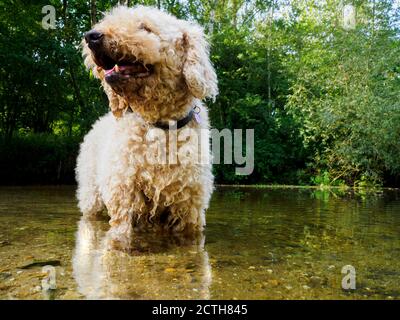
0,134,81,185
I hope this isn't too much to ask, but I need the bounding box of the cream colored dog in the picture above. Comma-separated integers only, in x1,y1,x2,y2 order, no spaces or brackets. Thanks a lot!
76,6,217,239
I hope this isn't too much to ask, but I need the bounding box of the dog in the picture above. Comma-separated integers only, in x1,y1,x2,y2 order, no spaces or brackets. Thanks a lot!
76,5,217,240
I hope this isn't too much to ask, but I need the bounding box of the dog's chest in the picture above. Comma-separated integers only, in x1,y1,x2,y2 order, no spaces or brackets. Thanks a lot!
108,114,204,189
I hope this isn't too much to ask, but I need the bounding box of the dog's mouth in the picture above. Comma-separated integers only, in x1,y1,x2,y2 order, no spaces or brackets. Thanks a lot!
92,50,154,82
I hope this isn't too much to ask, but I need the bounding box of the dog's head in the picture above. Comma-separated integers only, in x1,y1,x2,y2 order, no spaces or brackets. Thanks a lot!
83,5,218,120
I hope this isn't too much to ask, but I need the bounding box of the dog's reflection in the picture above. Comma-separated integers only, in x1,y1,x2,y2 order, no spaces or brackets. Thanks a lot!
72,218,212,299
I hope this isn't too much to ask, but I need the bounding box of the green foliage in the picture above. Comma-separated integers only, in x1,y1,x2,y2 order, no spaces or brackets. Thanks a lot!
0,134,79,184
311,171,345,187
286,0,400,187
311,171,331,187
0,0,399,187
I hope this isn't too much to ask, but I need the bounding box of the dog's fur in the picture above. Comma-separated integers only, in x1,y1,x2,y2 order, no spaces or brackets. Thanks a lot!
76,6,217,238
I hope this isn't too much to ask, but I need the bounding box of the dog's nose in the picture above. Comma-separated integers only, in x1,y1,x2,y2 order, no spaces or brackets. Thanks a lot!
84,30,104,44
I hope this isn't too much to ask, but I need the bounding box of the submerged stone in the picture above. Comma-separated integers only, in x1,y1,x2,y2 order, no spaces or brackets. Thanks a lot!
19,260,61,269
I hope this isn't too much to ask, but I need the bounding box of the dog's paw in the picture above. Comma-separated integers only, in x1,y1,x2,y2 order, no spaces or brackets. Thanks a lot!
106,226,133,253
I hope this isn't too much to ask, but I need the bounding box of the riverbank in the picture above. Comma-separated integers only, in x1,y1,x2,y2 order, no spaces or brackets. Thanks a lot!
217,184,400,192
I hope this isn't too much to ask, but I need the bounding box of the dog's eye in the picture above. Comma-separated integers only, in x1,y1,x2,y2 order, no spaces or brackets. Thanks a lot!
139,23,152,33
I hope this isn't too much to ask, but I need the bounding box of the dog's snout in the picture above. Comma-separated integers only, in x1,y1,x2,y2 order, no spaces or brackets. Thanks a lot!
85,30,104,44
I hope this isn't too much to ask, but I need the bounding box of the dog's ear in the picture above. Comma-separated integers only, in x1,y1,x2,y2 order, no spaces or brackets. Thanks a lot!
182,27,218,101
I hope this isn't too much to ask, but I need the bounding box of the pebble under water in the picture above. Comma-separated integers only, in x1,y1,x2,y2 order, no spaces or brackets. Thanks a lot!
0,186,399,299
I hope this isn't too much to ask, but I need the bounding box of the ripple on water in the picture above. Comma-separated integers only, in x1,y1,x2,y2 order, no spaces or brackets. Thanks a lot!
0,186,399,299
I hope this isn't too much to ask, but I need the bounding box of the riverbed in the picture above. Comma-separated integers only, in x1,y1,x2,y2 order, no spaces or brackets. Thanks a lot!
0,186,399,299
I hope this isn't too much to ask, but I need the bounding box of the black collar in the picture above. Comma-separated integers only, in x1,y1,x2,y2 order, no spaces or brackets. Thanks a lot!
125,107,195,130
153,109,194,130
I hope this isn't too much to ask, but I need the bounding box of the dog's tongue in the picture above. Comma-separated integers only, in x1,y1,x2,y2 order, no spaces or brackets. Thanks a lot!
105,64,147,76
105,68,115,76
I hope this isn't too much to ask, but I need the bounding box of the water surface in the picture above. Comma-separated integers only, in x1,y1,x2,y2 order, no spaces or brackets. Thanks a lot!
0,186,399,299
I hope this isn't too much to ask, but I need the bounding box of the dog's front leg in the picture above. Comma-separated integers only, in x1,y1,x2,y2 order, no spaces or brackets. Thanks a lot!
107,206,134,252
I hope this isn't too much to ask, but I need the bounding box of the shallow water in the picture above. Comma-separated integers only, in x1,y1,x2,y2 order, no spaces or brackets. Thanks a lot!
0,186,399,300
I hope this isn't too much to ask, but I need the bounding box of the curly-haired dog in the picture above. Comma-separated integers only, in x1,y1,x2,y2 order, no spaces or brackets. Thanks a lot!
76,6,217,239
